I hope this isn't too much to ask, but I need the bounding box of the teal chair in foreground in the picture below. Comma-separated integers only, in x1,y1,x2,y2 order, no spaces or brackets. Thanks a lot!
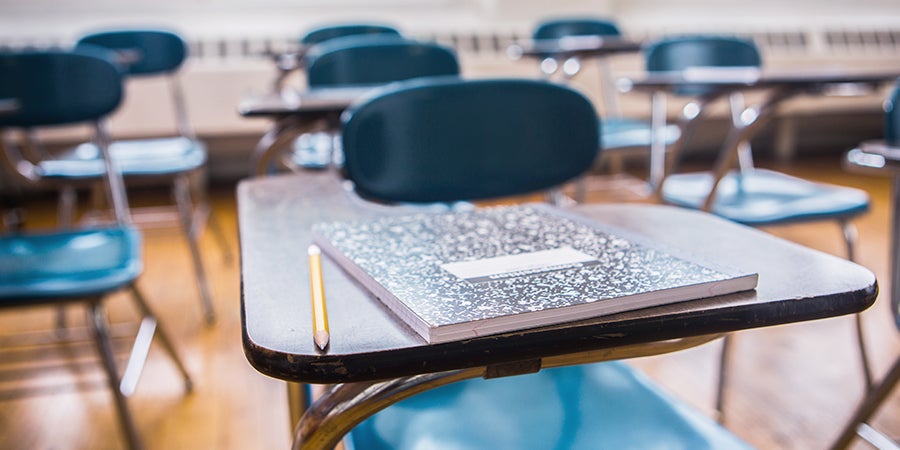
337,77,752,449
652,36,872,422
0,48,192,450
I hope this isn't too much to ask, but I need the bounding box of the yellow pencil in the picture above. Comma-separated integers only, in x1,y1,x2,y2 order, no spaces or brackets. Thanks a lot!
308,245,330,351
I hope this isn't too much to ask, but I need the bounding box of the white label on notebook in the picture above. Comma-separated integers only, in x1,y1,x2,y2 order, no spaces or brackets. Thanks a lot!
441,247,600,283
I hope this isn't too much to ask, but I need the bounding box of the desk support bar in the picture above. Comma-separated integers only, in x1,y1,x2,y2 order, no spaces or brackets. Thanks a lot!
290,334,722,450
250,117,331,177
703,86,799,212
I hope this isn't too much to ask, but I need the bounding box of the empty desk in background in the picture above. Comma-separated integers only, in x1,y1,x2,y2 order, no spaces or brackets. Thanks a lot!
618,68,900,196
238,171,877,449
508,35,642,114
238,86,370,176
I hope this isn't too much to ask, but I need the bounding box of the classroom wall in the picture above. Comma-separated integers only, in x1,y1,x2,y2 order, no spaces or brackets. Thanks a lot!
2,0,899,179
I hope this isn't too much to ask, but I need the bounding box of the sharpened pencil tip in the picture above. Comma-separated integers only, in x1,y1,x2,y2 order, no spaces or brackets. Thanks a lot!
314,330,330,351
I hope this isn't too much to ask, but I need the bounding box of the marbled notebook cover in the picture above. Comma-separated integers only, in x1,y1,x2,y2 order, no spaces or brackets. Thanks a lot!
312,204,757,343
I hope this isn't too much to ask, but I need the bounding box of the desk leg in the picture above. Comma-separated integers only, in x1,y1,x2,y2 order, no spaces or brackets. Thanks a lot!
250,118,327,177
891,175,900,334
287,382,309,433
703,87,799,211
648,91,668,191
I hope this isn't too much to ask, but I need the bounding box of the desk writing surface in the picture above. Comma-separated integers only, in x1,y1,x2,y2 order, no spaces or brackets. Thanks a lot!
237,86,372,118
508,37,642,60
239,172,876,384
619,68,900,93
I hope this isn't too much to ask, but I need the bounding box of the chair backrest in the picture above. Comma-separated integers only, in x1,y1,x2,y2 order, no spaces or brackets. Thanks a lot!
532,18,621,40
341,77,599,203
301,23,401,46
305,36,460,88
645,36,761,96
0,48,130,223
0,47,123,128
76,29,187,76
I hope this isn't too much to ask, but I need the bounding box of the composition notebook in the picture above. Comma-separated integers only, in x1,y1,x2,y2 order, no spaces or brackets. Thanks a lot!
312,204,758,344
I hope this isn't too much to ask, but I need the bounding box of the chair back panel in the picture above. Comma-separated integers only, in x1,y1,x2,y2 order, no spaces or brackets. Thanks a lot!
532,18,621,40
0,48,123,127
301,24,401,46
305,36,459,88
77,29,187,76
341,78,599,203
645,36,761,96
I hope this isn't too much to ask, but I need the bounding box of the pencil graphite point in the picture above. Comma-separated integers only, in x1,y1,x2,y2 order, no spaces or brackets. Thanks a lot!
314,330,330,350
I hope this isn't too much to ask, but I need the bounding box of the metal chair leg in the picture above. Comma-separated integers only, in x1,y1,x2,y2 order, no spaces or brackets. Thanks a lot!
715,333,733,424
87,302,144,450
173,175,216,325
189,169,233,265
840,219,874,391
830,355,900,450
129,285,194,392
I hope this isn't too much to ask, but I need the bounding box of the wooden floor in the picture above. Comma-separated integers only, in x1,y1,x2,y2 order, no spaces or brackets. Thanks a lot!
1,155,899,449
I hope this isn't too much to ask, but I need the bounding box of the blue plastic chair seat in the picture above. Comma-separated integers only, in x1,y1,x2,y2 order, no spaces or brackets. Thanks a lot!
0,226,141,301
661,169,870,225
348,361,751,450
37,137,206,179
601,117,681,150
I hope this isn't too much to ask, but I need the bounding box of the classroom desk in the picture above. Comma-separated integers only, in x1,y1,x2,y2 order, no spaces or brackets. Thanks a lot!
238,86,371,176
238,171,877,450
508,36,642,115
507,36,642,70
618,68,900,195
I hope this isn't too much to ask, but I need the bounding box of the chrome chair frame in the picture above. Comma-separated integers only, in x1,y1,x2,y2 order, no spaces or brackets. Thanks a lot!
69,29,232,324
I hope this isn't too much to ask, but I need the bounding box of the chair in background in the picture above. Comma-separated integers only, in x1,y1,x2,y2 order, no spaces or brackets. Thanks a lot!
270,23,402,91
69,29,226,324
531,17,623,89
650,35,872,421
832,82,900,450
301,23,401,47
530,18,680,200
336,77,751,449
0,47,192,450
304,35,459,88
279,35,460,172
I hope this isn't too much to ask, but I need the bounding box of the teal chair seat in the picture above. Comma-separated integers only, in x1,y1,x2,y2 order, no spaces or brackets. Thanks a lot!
38,137,206,179
348,362,751,450
602,117,681,150
0,227,141,301
661,169,870,226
